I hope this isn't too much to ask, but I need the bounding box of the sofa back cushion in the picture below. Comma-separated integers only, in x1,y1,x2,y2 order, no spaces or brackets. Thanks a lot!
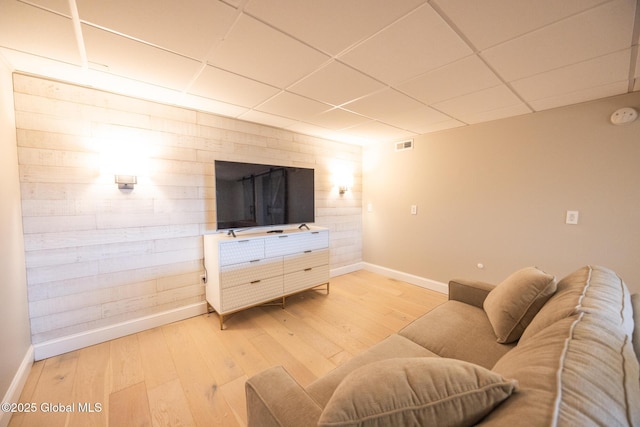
482,266,640,426
483,267,557,343
520,265,634,343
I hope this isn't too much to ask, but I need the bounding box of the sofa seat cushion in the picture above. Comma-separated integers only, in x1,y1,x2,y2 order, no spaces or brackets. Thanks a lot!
483,266,557,343
483,312,640,426
399,300,515,369
306,334,438,408
318,357,517,427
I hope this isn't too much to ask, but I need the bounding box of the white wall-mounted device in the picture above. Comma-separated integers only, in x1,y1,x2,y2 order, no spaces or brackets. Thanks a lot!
610,107,638,125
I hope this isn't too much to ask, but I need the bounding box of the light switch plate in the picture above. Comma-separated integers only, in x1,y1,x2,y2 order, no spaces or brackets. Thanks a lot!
566,210,579,225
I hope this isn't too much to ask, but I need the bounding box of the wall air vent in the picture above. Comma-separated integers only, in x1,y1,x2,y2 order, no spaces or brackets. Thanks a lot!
395,139,414,152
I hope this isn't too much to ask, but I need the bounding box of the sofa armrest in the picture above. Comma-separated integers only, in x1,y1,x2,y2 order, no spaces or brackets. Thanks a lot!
448,279,495,308
245,365,322,427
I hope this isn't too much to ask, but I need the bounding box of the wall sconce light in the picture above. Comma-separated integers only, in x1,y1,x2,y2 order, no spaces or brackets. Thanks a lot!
332,163,354,197
99,138,149,191
115,174,137,190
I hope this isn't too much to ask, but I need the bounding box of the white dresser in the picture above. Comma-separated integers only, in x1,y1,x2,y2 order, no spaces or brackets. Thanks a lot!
203,226,330,328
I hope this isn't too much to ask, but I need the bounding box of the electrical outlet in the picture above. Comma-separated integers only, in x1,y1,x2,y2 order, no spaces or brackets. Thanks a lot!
410,205,417,215
566,210,579,225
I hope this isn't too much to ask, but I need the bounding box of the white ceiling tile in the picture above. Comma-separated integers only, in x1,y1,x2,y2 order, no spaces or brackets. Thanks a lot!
285,121,333,137
383,106,464,134
305,108,370,130
432,0,610,50
528,81,630,111
397,55,502,104
207,14,329,88
433,85,531,124
23,0,71,15
343,120,417,142
0,1,81,65
340,3,472,84
76,0,237,60
239,110,300,129
189,65,281,108
464,103,531,125
255,92,332,121
482,0,636,81
512,50,631,102
180,93,249,118
288,61,385,106
82,25,201,91
418,119,467,134
244,0,426,55
342,88,426,119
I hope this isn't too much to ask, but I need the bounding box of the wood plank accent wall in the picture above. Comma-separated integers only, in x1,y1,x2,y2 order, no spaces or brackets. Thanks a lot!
13,73,362,346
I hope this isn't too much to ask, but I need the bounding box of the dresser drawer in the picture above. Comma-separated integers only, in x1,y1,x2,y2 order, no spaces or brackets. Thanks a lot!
265,230,329,257
283,249,329,275
219,239,264,265
221,276,283,312
284,264,329,295
220,257,283,289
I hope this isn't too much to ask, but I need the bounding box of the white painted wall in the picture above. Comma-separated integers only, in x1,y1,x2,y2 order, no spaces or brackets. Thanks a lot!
363,91,640,293
0,64,32,423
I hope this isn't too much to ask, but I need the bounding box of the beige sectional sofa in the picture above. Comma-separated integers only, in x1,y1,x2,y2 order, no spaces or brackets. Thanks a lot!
246,265,640,426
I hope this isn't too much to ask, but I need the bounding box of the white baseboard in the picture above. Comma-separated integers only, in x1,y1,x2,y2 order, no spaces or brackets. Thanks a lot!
33,302,208,361
361,262,448,295
1,345,34,427
330,262,363,277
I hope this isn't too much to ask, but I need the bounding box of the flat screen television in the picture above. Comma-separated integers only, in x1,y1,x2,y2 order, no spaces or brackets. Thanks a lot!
215,160,315,231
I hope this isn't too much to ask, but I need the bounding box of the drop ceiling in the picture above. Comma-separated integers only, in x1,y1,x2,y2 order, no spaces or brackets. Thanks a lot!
1,0,638,144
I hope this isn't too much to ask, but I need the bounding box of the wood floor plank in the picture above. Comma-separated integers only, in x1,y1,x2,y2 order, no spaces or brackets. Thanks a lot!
219,375,249,427
162,322,241,427
255,306,337,379
147,379,196,427
110,334,144,393
248,332,318,387
137,327,179,390
10,271,448,427
261,298,344,360
205,313,273,379
184,315,245,386
109,381,152,427
67,342,110,427
22,351,79,427
284,292,372,357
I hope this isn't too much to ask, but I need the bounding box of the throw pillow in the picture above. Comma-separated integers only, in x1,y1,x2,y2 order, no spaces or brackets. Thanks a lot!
483,266,557,343
318,357,517,427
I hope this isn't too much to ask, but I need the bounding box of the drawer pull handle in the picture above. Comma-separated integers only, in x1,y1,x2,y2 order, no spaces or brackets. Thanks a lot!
250,280,261,284
304,250,312,253
250,259,260,263
311,232,319,234
238,240,250,243
278,235,289,238
304,268,312,272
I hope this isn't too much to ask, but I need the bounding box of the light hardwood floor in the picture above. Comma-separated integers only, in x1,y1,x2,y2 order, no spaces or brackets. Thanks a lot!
8,270,447,427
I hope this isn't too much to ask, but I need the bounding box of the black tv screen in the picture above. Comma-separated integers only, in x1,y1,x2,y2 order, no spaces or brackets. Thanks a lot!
215,160,315,230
